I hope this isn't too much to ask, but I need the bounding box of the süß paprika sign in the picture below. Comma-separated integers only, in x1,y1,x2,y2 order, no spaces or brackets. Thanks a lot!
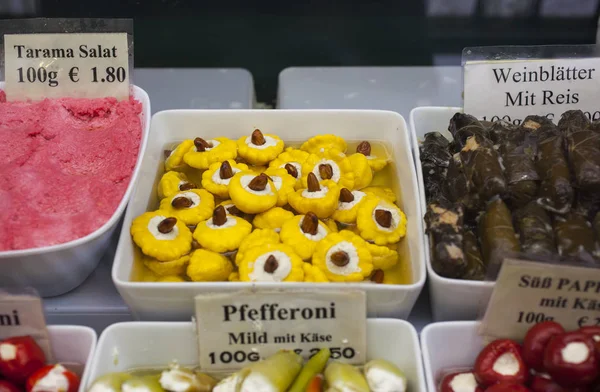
481,259,600,340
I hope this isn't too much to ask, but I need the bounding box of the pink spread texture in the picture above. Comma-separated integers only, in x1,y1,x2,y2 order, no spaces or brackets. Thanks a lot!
0,91,142,251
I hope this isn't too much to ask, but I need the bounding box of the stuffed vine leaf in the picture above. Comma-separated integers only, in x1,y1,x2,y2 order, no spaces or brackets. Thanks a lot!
420,132,451,201
479,198,521,265
425,200,466,278
463,230,486,280
514,201,555,256
553,212,598,262
460,134,507,201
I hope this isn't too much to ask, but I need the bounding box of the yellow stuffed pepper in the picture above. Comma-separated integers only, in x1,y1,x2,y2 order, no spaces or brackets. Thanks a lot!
131,212,192,261
201,160,249,199
356,197,407,245
238,243,304,282
228,172,278,214
300,134,347,154
253,207,295,232
264,167,296,206
367,242,399,270
269,148,311,189
356,141,388,172
142,254,190,277
193,206,252,253
312,230,373,282
301,149,354,190
362,186,397,203
347,153,373,190
236,129,284,166
235,228,280,266
303,263,329,283
187,249,233,282
159,189,215,225
157,171,197,199
165,139,194,172
183,137,238,170
280,212,330,260
288,173,340,219
331,189,372,224
323,219,339,233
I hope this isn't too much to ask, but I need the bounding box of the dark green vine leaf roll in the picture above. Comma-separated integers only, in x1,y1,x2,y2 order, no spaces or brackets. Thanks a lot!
490,121,539,207
420,132,451,201
425,200,467,278
525,117,574,214
553,212,598,261
559,110,600,192
479,198,521,265
460,134,507,201
462,230,486,280
448,113,489,151
514,201,555,256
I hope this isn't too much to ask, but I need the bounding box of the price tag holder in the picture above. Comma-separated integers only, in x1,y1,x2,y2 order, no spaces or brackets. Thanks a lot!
0,290,52,361
463,45,600,124
481,258,600,340
3,32,129,101
194,290,367,371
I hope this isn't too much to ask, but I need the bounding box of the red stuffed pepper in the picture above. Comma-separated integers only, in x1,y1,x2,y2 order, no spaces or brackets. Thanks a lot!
543,331,598,387
578,326,600,358
0,336,46,384
486,383,532,392
440,371,483,392
0,380,21,392
523,322,566,372
26,364,79,392
474,339,529,386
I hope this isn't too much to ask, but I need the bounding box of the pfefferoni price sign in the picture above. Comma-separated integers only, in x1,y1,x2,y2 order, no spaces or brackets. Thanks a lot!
194,290,367,371
4,33,129,101
481,259,600,340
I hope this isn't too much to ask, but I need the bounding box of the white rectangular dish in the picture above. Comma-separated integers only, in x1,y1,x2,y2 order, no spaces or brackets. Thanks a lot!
421,321,482,392
113,109,425,320
84,319,426,392
47,325,97,392
409,107,493,322
0,85,151,297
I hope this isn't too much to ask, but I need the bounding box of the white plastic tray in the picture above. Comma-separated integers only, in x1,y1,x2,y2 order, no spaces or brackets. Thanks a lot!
421,321,482,392
409,107,493,322
0,84,151,297
47,325,97,392
113,109,425,320
85,319,426,392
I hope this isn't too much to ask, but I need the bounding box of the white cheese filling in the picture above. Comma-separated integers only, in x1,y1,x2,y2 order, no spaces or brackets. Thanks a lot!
206,216,238,229
372,203,402,232
160,368,194,392
249,251,292,282
338,191,366,211
32,365,69,392
299,220,328,241
122,384,151,392
0,343,16,361
240,175,275,196
492,352,520,376
311,159,341,183
325,241,361,276
213,374,242,392
279,162,302,178
301,186,329,199
561,342,590,364
593,335,600,342
193,139,220,152
449,373,478,392
89,383,116,392
148,216,180,240
245,135,279,150
366,367,406,392
211,167,241,185
240,373,277,392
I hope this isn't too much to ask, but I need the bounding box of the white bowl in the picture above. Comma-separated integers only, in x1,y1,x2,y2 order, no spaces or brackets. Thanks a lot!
113,109,425,320
84,319,426,392
46,325,97,392
409,107,493,322
0,85,151,297
421,321,482,392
